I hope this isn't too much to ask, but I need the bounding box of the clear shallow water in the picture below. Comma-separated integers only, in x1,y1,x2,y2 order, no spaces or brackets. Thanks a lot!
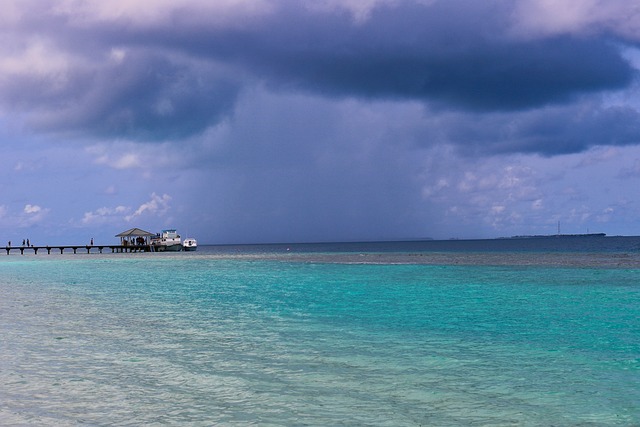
1,240,639,425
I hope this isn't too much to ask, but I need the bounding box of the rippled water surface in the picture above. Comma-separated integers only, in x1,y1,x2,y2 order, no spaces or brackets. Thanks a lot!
1,239,639,425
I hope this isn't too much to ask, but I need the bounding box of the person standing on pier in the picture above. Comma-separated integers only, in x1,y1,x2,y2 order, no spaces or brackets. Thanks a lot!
90,238,94,246
7,241,10,247
26,238,30,247
22,239,25,246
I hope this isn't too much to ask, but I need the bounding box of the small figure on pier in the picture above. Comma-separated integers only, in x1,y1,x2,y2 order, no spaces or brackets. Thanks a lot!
90,238,94,246
22,239,25,246
7,241,10,247
26,238,30,246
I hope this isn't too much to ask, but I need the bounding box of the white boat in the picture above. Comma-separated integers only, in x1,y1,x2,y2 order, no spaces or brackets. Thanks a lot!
151,229,182,252
183,238,198,251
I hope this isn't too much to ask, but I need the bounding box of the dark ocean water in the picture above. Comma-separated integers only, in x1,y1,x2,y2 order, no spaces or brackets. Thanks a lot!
1,237,639,425
208,235,640,254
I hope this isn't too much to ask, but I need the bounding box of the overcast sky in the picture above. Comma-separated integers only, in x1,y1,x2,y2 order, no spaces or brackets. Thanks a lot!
2,0,640,245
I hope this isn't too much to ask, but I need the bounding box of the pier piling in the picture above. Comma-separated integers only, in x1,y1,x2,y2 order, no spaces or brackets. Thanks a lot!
3,245,152,255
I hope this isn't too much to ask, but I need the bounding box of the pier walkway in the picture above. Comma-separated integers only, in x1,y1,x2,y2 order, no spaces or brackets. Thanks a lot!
3,245,153,255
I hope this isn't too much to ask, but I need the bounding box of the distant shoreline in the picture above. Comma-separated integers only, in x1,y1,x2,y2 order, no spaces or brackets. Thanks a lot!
499,233,607,239
210,233,637,246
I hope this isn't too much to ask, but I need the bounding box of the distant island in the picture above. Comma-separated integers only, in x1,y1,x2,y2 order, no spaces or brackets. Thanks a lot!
501,233,606,239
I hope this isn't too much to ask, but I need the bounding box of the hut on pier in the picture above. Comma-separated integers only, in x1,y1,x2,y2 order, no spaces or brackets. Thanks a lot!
115,227,155,247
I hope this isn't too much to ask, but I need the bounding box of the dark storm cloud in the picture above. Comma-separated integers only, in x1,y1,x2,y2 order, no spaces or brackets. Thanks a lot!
2,0,638,149
155,0,634,111
515,105,640,155
267,7,631,110
429,102,640,156
30,51,240,140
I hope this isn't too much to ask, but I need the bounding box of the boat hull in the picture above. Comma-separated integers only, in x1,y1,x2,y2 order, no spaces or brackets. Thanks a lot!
151,229,183,252
183,238,198,251
153,243,183,252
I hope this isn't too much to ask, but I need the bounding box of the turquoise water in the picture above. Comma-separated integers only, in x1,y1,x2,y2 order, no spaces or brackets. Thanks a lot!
1,244,639,425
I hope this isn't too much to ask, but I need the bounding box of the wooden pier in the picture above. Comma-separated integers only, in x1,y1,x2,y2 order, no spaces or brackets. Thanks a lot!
3,245,153,255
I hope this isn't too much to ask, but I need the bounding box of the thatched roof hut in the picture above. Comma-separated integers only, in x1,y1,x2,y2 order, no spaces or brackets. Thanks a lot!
115,228,155,245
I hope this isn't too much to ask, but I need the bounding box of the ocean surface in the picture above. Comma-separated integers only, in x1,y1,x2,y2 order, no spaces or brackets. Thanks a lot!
1,237,639,426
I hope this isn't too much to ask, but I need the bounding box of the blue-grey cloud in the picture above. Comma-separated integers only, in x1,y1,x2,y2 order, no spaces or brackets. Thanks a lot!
1,0,639,153
94,0,632,114
10,51,241,141
189,1,633,112
424,102,640,156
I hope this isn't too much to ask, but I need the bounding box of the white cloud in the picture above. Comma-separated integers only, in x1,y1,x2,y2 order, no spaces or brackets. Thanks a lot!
597,206,615,223
18,203,50,226
0,38,74,104
88,143,177,171
109,48,127,64
89,145,140,169
80,193,171,227
112,153,140,169
24,204,42,214
82,205,129,225
511,0,640,40
125,193,172,221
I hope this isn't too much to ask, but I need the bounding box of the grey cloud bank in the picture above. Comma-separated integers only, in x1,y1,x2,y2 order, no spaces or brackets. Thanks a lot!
5,1,639,148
